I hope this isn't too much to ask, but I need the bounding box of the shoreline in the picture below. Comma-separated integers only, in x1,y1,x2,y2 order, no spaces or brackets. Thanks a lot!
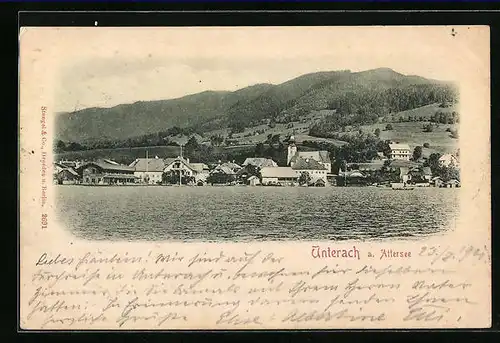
54,184,458,189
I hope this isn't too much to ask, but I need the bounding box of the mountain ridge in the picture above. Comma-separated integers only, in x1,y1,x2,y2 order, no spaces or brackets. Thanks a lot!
55,68,457,143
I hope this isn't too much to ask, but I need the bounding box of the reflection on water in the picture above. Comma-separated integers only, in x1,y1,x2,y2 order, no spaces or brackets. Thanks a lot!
55,186,460,242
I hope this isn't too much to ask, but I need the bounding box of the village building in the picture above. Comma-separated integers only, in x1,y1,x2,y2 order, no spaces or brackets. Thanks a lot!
190,163,210,183
431,176,443,188
78,159,136,185
399,166,432,184
55,167,80,184
164,156,195,176
163,157,197,183
210,165,235,176
373,152,387,161
347,159,419,174
290,151,332,173
444,179,460,188
242,158,278,168
291,157,328,184
287,136,332,173
236,166,257,183
347,162,384,172
162,156,211,185
220,161,242,173
58,160,84,169
439,153,460,168
208,164,238,185
260,167,297,186
388,143,411,161
336,170,368,186
53,162,67,174
239,158,276,185
310,178,326,187
247,175,261,186
129,157,165,184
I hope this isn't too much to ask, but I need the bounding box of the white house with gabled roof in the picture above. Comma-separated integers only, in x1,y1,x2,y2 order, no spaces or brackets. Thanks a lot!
129,157,165,184
163,156,197,178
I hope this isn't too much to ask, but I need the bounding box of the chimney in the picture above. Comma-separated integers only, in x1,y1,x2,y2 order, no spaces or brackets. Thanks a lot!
186,158,190,164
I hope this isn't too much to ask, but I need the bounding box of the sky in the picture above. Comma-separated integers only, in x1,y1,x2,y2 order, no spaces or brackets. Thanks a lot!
21,26,487,112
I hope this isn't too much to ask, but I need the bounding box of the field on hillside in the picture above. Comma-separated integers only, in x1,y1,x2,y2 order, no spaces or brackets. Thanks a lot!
387,102,458,121
204,121,346,146
204,103,459,151
293,134,348,146
358,122,459,156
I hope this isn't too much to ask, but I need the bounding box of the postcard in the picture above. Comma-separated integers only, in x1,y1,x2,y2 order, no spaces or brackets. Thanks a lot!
19,25,491,330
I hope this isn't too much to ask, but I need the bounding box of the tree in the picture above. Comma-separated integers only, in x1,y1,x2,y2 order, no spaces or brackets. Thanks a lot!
424,152,442,175
381,159,392,172
229,120,245,133
266,134,273,145
377,139,392,158
271,134,281,146
374,128,381,137
298,171,311,186
423,142,430,148
163,172,174,185
207,172,235,185
268,118,276,128
66,142,85,151
55,140,66,152
210,134,224,147
240,164,262,183
385,123,393,131
439,165,460,182
423,123,434,132
412,146,423,161
184,136,200,157
254,143,266,157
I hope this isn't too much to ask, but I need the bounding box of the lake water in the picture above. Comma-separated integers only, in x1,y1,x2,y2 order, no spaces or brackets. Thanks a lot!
55,186,460,242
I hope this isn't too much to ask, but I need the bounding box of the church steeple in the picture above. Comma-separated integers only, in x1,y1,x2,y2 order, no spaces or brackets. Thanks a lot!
287,135,297,165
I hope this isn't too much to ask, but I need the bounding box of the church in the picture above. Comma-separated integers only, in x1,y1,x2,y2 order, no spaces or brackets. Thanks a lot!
286,136,332,184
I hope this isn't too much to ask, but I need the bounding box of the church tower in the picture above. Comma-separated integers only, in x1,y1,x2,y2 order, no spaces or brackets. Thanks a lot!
287,136,297,165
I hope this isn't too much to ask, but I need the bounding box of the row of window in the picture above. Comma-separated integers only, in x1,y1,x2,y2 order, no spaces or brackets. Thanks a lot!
300,170,327,175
